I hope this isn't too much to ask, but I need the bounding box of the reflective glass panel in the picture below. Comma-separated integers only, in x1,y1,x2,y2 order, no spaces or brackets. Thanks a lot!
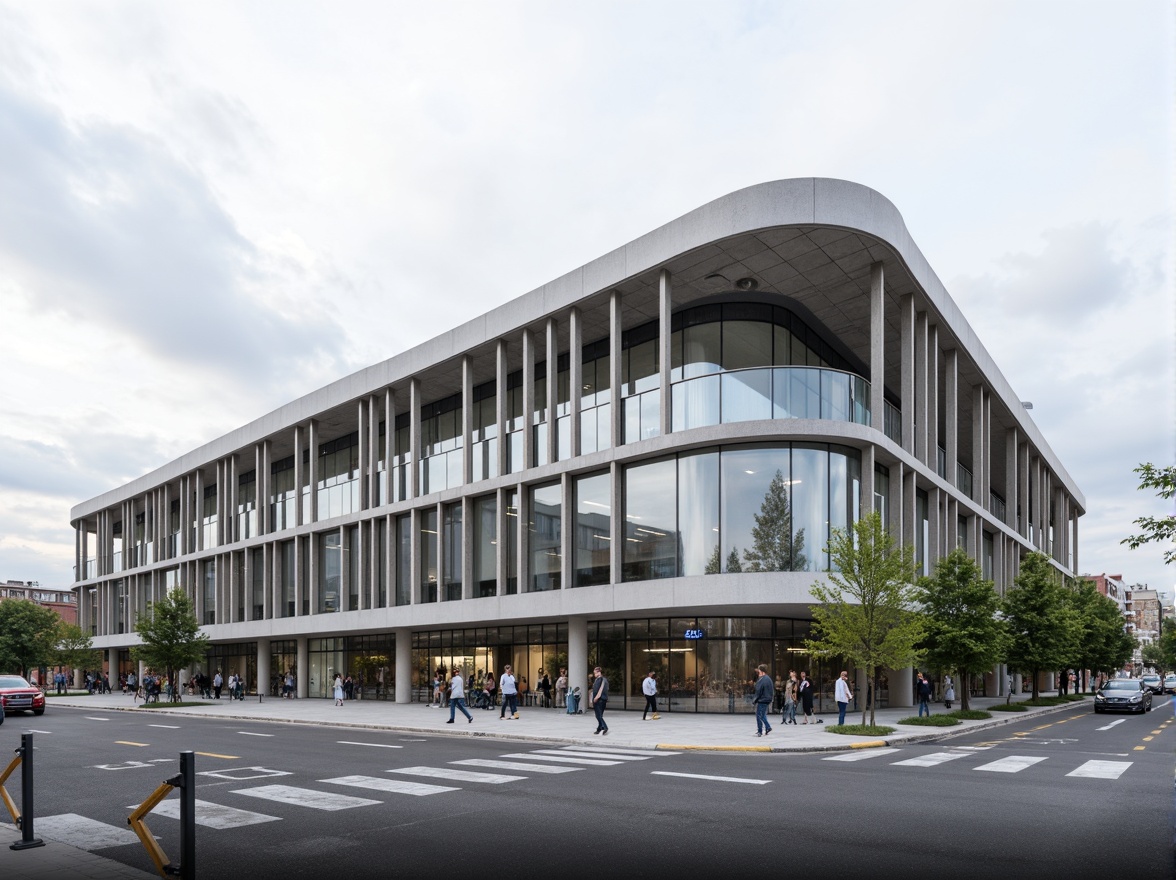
622,458,677,581
574,472,611,587
678,452,719,576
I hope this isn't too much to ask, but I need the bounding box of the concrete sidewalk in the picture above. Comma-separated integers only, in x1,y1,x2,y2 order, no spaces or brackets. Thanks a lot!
37,689,1085,753
0,824,157,879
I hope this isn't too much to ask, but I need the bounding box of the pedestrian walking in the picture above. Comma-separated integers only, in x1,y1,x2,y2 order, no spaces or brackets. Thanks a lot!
125,671,136,698
943,674,955,710
499,664,519,720
641,671,660,720
213,670,223,699
916,672,932,716
835,670,853,725
753,664,774,736
798,670,819,723
484,672,497,709
538,669,552,708
333,674,345,706
591,666,610,735
555,668,568,708
782,670,799,724
446,668,473,724
284,670,295,699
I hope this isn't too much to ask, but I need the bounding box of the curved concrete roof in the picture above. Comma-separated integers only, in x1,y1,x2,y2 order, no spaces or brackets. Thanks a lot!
73,178,1082,518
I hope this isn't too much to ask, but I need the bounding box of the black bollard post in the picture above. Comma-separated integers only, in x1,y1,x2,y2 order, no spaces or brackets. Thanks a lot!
10,733,44,850
179,751,195,880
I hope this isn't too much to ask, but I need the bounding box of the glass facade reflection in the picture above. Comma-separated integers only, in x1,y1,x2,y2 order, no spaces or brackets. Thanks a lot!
411,625,567,705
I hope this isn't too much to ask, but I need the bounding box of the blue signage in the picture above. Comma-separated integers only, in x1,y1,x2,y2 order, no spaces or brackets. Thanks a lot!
683,628,706,640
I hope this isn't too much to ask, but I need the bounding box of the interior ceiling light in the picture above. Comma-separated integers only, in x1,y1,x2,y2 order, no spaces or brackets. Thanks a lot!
735,277,758,290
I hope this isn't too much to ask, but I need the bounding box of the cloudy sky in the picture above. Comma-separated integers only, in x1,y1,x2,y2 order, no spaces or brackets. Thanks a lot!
0,2,1172,597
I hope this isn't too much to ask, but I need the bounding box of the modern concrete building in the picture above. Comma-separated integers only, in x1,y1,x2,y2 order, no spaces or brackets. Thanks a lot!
69,179,1084,713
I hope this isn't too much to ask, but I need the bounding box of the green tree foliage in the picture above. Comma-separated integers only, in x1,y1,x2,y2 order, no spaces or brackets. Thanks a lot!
1121,463,1176,565
131,588,210,702
917,548,1008,711
1141,639,1165,675
1156,618,1176,672
807,512,923,726
1002,553,1080,700
53,623,103,678
1067,578,1135,685
0,599,63,678
742,470,807,572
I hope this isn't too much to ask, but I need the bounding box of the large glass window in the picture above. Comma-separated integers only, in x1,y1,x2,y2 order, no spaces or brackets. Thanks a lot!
471,382,498,483
421,508,438,603
530,483,561,591
622,326,660,443
237,472,256,540
250,547,265,620
720,447,792,572
506,373,524,474
574,472,611,587
201,486,218,549
505,489,519,594
270,457,297,532
443,502,462,601
346,525,359,611
533,362,549,468
317,432,359,521
420,396,463,495
581,340,612,455
679,452,719,576
473,495,497,597
395,515,411,606
202,560,216,625
317,530,341,613
411,625,567,706
375,517,388,608
623,458,677,580
392,417,411,503
281,540,295,617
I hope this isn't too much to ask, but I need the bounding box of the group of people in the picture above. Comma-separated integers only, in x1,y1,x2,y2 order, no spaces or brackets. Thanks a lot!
752,667,834,735
429,666,573,711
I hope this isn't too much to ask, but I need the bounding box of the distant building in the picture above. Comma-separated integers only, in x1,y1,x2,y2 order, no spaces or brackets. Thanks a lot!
1126,587,1161,652
0,579,78,625
1085,572,1128,614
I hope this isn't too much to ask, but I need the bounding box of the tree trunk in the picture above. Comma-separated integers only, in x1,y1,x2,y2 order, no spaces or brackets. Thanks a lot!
960,669,970,712
862,665,872,727
1030,668,1040,701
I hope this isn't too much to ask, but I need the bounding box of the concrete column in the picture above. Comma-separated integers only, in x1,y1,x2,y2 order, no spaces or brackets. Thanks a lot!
945,349,958,484
296,637,309,699
384,388,396,501
609,462,622,585
568,615,588,708
861,445,875,517
308,419,319,523
1018,442,1030,539
869,263,885,431
903,466,916,549
107,647,118,679
888,666,914,708
899,294,915,455
395,627,412,704
410,379,421,498
256,638,270,698
915,311,928,465
928,324,939,469
560,472,572,590
522,328,535,470
609,291,623,448
294,426,304,527
546,318,558,465
658,268,672,437
194,469,205,552
1012,672,1023,695
569,307,583,458
495,487,506,597
972,385,985,504
357,399,369,510
461,356,473,485
495,340,508,477
517,485,530,593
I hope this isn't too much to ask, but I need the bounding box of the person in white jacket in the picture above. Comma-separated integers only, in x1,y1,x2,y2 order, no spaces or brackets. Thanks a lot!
642,671,661,720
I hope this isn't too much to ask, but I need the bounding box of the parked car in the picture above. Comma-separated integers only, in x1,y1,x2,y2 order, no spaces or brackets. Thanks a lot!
0,675,46,717
1093,679,1152,714
1164,673,1176,694
1141,674,1163,695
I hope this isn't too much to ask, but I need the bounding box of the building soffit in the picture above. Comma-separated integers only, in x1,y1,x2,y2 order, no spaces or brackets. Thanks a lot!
71,178,1083,520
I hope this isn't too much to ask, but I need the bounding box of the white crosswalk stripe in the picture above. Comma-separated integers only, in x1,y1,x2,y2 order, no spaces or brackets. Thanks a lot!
452,759,583,774
974,756,1048,774
1066,760,1132,780
651,771,770,785
499,752,622,766
232,784,381,810
140,798,281,828
556,746,676,757
37,814,139,850
322,775,459,796
823,748,902,762
535,749,650,761
387,766,525,784
891,751,970,768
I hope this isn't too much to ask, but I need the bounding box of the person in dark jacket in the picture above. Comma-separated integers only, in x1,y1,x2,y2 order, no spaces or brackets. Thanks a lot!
753,664,774,737
917,672,933,716
591,667,610,735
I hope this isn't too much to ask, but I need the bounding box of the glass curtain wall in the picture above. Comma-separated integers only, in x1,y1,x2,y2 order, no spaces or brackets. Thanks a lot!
420,395,463,495
622,323,660,444
530,484,561,591
307,634,396,700
237,472,256,540
443,503,462,600
317,530,341,613
270,457,297,532
395,515,411,605
269,639,297,697
471,381,498,483
421,508,438,603
202,642,258,696
317,433,360,521
574,472,611,586
580,339,612,455
411,625,567,706
505,489,519,594
473,495,497,597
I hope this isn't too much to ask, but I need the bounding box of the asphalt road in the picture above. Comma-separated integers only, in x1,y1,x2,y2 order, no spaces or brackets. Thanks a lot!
2,698,1171,880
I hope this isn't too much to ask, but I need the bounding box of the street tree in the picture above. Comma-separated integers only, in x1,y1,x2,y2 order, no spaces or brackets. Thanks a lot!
1002,553,1080,700
1067,578,1135,688
53,623,103,682
131,588,210,702
1121,463,1175,566
742,470,807,571
917,547,1008,711
0,599,63,679
807,511,923,726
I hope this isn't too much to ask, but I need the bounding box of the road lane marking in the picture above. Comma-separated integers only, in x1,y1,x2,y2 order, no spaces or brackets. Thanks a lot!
238,732,274,737
1143,736,1154,741
85,717,110,722
650,771,770,785
974,756,1048,773
387,766,525,784
1151,730,1162,735
499,752,621,766
115,741,149,747
1066,760,1132,779
36,813,139,849
823,748,902,762
131,799,280,829
323,775,458,796
535,749,650,761
149,724,181,729
232,784,380,810
1096,719,1125,731
25,729,52,734
556,746,676,757
199,767,291,781
195,752,239,759
1134,746,1146,751
892,751,969,768
452,759,582,774
337,741,403,749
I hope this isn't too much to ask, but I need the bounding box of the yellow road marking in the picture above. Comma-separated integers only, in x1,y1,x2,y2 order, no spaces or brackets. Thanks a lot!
194,752,239,759
115,741,149,747
1134,746,1146,751
1143,736,1154,742
1152,730,1163,735
1032,724,1052,730
1013,731,1029,736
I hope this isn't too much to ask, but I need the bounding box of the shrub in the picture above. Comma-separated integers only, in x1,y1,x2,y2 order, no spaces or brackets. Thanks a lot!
989,703,1028,712
946,709,991,720
826,724,896,736
896,715,961,726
